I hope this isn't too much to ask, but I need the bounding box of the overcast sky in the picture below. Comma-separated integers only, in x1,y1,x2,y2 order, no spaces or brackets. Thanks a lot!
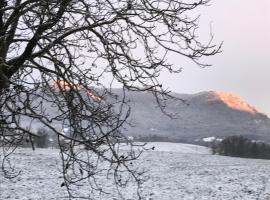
160,0,270,116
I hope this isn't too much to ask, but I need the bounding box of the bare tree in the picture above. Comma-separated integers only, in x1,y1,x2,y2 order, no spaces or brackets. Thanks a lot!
0,0,221,199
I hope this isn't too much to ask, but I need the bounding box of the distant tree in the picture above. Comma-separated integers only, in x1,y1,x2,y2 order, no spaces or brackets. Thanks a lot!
211,135,270,159
35,128,49,148
0,0,221,198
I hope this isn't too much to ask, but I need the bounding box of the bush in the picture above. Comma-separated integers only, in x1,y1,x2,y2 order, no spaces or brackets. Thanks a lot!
35,128,49,148
211,135,270,159
133,134,187,143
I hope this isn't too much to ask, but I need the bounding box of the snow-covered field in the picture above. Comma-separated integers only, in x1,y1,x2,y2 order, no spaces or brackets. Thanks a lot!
1,142,270,200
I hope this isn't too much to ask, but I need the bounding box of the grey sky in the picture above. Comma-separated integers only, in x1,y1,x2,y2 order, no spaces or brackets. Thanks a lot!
160,0,270,116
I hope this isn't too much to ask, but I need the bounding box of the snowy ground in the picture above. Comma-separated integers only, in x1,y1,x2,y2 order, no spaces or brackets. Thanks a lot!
1,142,270,200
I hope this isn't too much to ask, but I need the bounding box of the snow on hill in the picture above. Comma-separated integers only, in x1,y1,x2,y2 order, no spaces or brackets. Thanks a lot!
143,142,210,154
118,142,210,154
2,145,270,200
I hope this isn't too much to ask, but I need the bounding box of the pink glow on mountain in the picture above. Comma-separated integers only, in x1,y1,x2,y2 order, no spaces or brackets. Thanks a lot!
214,91,258,114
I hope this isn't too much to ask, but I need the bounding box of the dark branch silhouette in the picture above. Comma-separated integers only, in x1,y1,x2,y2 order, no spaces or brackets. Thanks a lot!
0,0,221,199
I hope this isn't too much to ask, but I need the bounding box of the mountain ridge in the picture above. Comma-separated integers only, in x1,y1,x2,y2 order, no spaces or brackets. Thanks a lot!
20,88,270,143
121,90,270,143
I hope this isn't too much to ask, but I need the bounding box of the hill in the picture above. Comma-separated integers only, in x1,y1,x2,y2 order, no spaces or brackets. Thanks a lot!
20,88,270,143
120,90,270,143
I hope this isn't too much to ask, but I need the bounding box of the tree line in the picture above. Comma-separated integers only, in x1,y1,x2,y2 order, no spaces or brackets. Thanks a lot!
211,135,270,159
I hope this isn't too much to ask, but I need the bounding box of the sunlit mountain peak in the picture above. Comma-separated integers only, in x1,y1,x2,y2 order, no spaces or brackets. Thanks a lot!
214,91,258,114
53,80,81,91
52,80,102,101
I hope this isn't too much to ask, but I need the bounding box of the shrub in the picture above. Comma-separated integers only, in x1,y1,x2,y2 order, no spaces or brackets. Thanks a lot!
35,128,49,148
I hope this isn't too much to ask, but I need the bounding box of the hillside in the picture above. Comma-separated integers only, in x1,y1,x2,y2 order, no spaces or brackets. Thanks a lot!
20,89,270,143
120,90,270,143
